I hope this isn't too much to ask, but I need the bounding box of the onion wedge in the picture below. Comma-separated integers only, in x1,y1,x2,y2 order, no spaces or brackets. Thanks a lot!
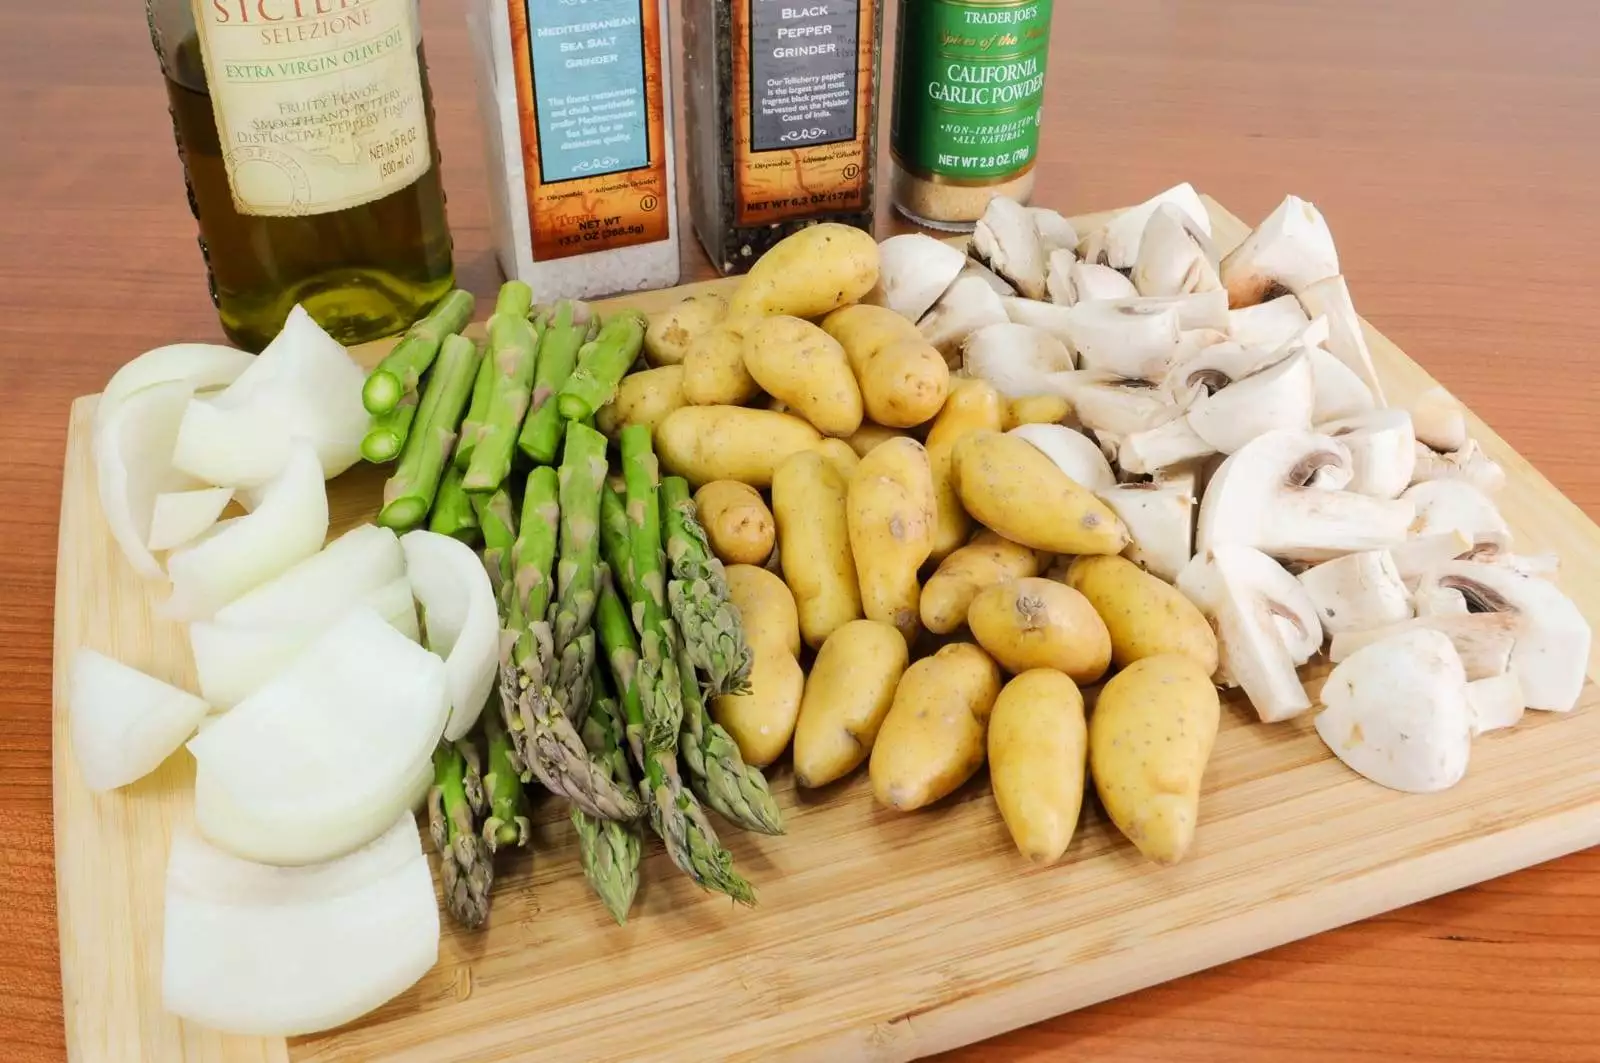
148,487,235,552
95,379,202,579
163,443,329,621
96,342,255,436
213,524,403,627
401,530,497,740
162,813,439,1036
69,649,209,792
188,608,448,865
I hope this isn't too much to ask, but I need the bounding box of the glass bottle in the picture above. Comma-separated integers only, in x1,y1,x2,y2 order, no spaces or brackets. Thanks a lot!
146,0,455,350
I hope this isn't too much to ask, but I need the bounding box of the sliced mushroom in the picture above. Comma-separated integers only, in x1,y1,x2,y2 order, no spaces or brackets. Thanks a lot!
1131,203,1223,298
1008,423,1116,491
919,275,1009,360
972,197,1048,300
1308,346,1377,423
1000,296,1077,350
1098,182,1212,270
1327,610,1516,681
1318,410,1416,498
1177,545,1322,721
1162,340,1286,405
1313,628,1473,793
1414,584,1469,616
1411,387,1468,453
1048,256,1136,306
1065,300,1184,380
1388,529,1474,586
1220,195,1340,308
1031,207,1081,258
1103,291,1230,332
1296,275,1385,406
1411,438,1506,495
867,234,967,322
1228,295,1311,350
1098,480,1195,582
1401,479,1511,557
959,260,1018,298
1196,430,1415,562
1465,672,1526,736
1055,372,1183,437
1417,562,1591,712
1296,549,1411,635
962,323,1075,399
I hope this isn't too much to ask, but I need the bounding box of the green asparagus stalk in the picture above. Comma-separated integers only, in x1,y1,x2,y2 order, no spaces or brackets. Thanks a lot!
596,571,754,904
454,342,497,471
363,288,475,415
428,464,481,543
360,391,418,463
517,300,595,465
555,310,648,422
378,334,480,530
480,709,531,852
675,640,783,835
620,425,685,754
473,485,519,603
508,467,560,685
458,736,487,815
427,740,494,929
494,279,535,321
660,476,754,696
572,669,642,923
462,310,543,493
549,422,608,723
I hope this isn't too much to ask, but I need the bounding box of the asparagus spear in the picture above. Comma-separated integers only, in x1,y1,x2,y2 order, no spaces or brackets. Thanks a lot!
596,570,754,904
361,391,418,464
429,464,481,543
463,309,543,493
427,740,493,929
473,484,518,602
493,279,535,322
480,709,531,852
619,425,685,754
363,288,475,415
500,472,642,821
378,334,480,530
660,476,754,696
549,422,608,722
453,342,497,471
517,300,595,464
572,669,642,923
555,310,649,422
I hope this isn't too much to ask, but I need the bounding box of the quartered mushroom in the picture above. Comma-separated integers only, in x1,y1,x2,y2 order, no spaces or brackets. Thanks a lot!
1411,387,1469,453
1097,479,1196,582
1007,423,1116,491
1064,300,1184,380
1131,203,1223,298
1228,294,1311,350
1328,610,1516,682
1401,479,1511,556
1047,257,1136,306
1161,340,1285,405
1297,275,1385,405
1307,345,1377,423
971,196,1048,300
1318,410,1416,498
958,259,1018,297
1296,549,1412,635
962,324,1076,399
918,274,1009,360
1388,528,1474,586
1031,207,1081,258
1091,182,1212,270
1105,291,1230,332
1219,194,1340,307
1177,545,1323,721
1053,372,1183,437
1411,437,1507,495
867,233,967,322
1195,429,1415,562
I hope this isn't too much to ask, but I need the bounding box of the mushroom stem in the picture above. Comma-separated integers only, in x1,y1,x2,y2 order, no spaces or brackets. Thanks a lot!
1296,550,1412,636
1465,673,1525,736
1327,612,1517,680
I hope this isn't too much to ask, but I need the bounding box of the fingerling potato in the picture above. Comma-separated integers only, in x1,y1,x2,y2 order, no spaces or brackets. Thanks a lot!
919,531,1049,635
656,406,822,487
683,318,761,406
924,378,1004,560
954,430,1129,554
596,364,686,437
743,316,864,438
645,291,727,367
793,620,909,786
728,223,880,319
989,669,1087,864
967,577,1111,683
870,642,1002,811
772,450,862,647
694,480,776,566
1064,555,1218,675
847,437,935,644
713,565,804,766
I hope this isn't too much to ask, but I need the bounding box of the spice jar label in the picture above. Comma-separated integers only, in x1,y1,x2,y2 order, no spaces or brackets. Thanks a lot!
731,0,875,227
506,0,671,260
891,0,1052,183
188,0,431,218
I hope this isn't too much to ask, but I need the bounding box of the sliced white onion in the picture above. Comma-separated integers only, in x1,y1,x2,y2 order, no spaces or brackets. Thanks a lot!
370,577,422,642
162,815,438,1037
401,530,497,741
214,524,403,628
95,380,202,580
96,343,256,436
148,487,234,552
69,648,209,793
172,306,369,485
163,443,329,621
188,608,448,865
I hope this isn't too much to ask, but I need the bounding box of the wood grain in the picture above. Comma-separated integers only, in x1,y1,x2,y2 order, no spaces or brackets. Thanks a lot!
5,0,1600,1059
50,201,1600,1061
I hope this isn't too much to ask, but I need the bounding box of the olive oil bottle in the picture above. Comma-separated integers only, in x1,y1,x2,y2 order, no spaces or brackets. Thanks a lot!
147,1,454,350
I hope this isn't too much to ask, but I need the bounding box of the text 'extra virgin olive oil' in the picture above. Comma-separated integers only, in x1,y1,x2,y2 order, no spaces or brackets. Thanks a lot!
149,0,455,350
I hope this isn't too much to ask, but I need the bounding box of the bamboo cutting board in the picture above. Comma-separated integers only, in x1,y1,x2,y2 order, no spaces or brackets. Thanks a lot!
53,199,1600,1063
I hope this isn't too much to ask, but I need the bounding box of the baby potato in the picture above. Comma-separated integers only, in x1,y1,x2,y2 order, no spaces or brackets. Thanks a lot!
822,304,922,374
713,565,804,766
870,642,1002,811
847,437,935,645
644,290,727,367
924,378,1004,561
858,338,951,428
694,480,776,566
596,364,685,437
920,531,1049,635
810,437,861,479
845,421,908,458
772,451,862,647
1002,395,1073,431
1090,654,1220,865
743,315,864,438
682,318,761,406
1064,555,1219,675
793,619,909,787
953,431,1129,555
655,406,822,487
967,577,1111,684
988,669,1087,864
728,223,880,319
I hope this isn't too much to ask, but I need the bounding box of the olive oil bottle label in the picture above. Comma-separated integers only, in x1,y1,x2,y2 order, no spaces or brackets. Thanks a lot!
190,0,431,217
505,0,671,260
731,0,875,227
891,0,1052,184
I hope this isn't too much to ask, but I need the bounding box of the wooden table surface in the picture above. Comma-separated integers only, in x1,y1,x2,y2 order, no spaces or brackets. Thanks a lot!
4,1,1599,1059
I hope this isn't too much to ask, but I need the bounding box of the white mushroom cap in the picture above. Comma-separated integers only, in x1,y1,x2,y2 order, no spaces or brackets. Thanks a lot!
1102,291,1230,332
1308,346,1377,423
867,234,967,322
1064,300,1184,381
919,275,1010,360
1410,438,1507,496
1048,257,1136,306
972,197,1048,300
1328,611,1516,681
1030,207,1081,258
1219,194,1340,308
959,260,1018,297
1008,423,1116,491
1297,550,1412,635
1228,295,1311,350
1314,628,1472,794
1319,410,1417,499
1162,340,1285,405
1131,203,1222,298
1411,387,1468,453
1297,275,1385,406
1098,481,1195,583
962,323,1075,399
1099,182,1212,270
